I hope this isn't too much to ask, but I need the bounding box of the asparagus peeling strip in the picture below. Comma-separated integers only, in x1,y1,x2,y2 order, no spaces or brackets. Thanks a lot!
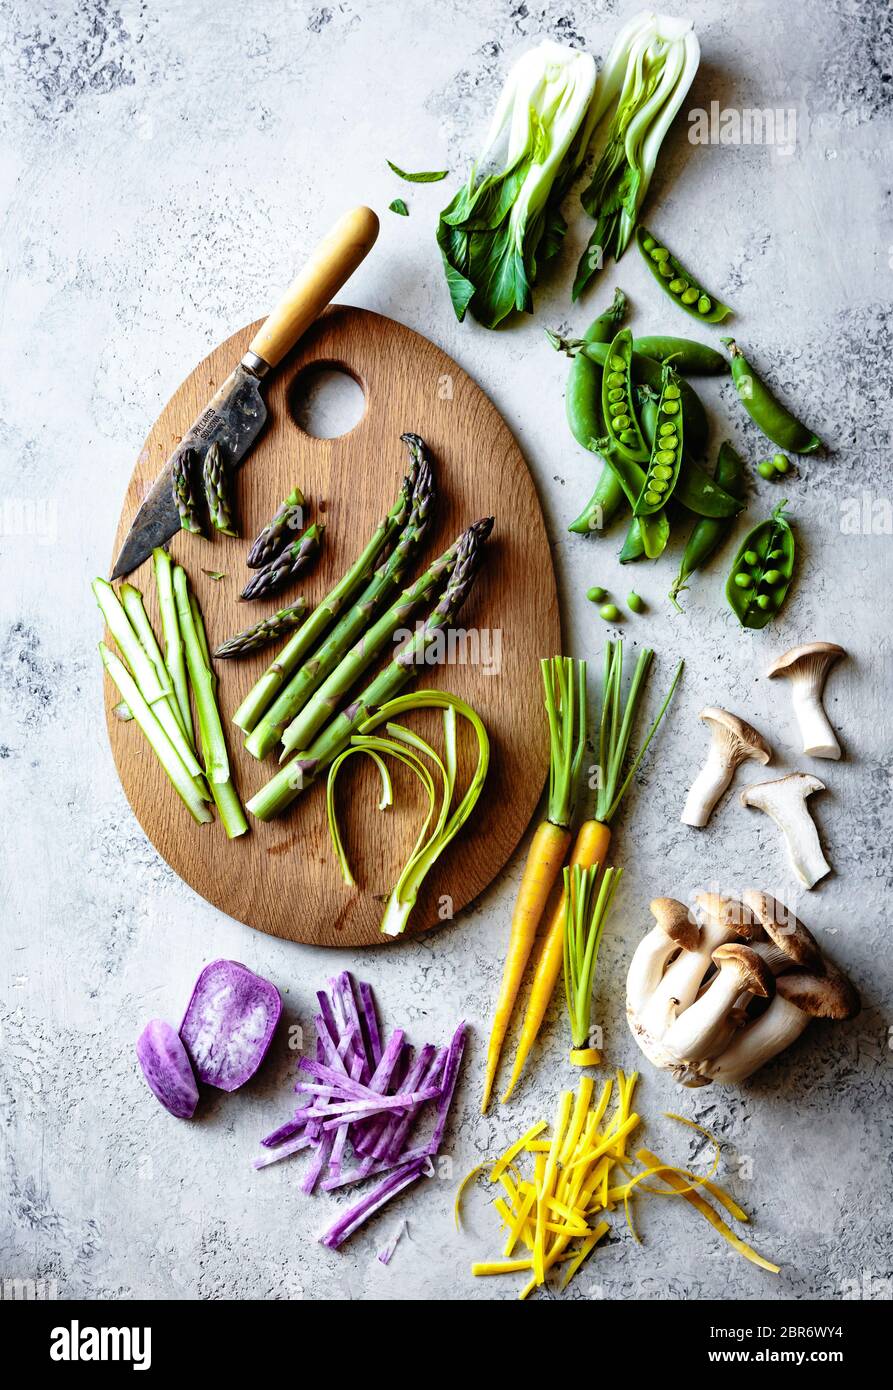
120,582,181,728
246,517,494,821
154,546,193,744
246,436,434,760
100,642,212,825
214,602,308,659
173,566,230,785
232,472,414,734
190,593,248,838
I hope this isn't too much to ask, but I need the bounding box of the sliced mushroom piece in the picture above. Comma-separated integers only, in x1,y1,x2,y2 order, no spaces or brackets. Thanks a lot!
626,898,699,1015
681,708,771,828
768,642,846,760
740,773,831,889
740,890,823,974
634,893,752,1043
661,944,775,1066
703,962,860,1084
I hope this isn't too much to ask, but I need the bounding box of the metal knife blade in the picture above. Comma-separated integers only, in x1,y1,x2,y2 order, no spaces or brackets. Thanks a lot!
111,362,266,579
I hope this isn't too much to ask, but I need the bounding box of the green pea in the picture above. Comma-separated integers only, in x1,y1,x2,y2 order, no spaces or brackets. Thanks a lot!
658,422,676,436
658,262,674,278
607,371,625,387
627,591,645,613
756,594,772,610
661,400,680,415
663,383,681,400
599,603,621,622
744,550,758,565
773,453,791,474
763,568,782,584
653,464,673,480
642,235,656,252
668,278,687,294
612,415,631,430
644,490,662,505
655,450,676,465
587,585,607,603
649,478,669,493
697,295,712,314
659,434,678,451
681,287,700,304
734,572,751,588
609,401,628,416
619,429,638,444
607,387,625,402
650,247,670,263
757,460,777,480
609,355,626,371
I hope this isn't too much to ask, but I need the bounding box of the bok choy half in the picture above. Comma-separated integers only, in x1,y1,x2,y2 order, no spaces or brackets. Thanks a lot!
573,12,700,300
437,42,599,329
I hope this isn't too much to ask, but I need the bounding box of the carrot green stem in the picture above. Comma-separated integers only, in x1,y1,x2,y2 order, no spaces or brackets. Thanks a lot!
563,863,622,1049
542,656,587,830
595,641,683,824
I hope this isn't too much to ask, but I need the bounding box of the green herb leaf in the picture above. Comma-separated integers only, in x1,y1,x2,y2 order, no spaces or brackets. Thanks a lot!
202,569,226,581
387,160,448,183
388,198,409,217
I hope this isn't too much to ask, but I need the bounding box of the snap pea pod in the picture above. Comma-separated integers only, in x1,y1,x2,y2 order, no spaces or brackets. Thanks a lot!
637,388,741,520
554,338,708,457
635,365,685,516
636,226,732,324
593,435,669,560
619,518,646,563
567,289,628,536
601,329,649,464
725,501,795,630
669,442,747,610
722,339,822,454
633,335,729,375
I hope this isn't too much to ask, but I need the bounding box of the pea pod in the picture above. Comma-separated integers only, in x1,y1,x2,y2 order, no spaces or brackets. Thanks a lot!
723,338,821,454
633,336,729,375
594,435,669,560
619,519,646,563
669,443,747,609
561,339,708,457
566,290,628,535
675,455,745,518
635,364,685,516
600,328,650,464
725,501,795,630
636,226,732,324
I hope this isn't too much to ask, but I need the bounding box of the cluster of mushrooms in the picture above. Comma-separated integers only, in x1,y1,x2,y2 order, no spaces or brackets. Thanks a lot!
626,891,859,1085
680,642,846,888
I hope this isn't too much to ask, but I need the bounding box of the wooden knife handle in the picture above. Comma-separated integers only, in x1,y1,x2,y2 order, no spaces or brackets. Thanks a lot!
248,206,379,369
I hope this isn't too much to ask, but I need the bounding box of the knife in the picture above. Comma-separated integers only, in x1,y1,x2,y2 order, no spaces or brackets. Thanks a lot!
111,205,380,579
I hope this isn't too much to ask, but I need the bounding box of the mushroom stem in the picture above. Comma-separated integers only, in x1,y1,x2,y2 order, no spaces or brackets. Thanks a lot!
661,944,773,1066
740,774,831,889
680,708,771,828
701,994,810,1083
681,744,734,827
790,685,840,760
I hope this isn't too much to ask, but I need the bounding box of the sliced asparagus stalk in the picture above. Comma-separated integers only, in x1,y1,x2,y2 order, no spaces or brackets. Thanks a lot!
247,517,493,822
94,576,204,783
154,547,193,745
173,566,230,786
203,441,238,536
245,439,434,761
240,522,324,602
232,474,413,734
120,582,183,733
172,446,204,535
247,487,305,569
100,642,212,825
112,700,133,721
191,593,248,839
214,602,308,660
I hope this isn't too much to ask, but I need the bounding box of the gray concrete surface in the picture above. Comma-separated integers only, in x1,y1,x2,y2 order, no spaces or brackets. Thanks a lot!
1,0,891,1302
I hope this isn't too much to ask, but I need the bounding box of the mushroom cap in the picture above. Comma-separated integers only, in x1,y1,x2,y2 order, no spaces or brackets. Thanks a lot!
767,642,846,680
740,891,823,969
776,962,860,1019
699,707,771,767
649,897,699,951
740,770,825,809
711,943,775,998
694,892,761,939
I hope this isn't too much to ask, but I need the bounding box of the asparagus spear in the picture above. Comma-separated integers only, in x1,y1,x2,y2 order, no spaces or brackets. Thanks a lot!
172,447,204,535
120,582,183,733
246,517,493,822
247,487,305,568
240,522,324,602
93,576,204,783
190,593,248,838
214,602,308,659
100,642,212,824
173,566,230,784
154,547,193,744
245,438,434,761
231,472,413,734
203,441,238,536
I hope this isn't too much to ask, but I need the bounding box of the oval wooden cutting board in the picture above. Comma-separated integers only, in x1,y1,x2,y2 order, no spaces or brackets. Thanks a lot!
106,305,560,947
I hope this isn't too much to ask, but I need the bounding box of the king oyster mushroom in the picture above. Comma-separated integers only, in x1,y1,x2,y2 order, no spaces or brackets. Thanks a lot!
767,642,846,760
660,944,775,1067
681,708,771,828
626,898,699,1016
701,962,860,1085
740,890,823,975
740,772,831,888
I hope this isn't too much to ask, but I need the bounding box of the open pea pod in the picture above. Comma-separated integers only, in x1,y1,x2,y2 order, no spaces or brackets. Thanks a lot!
593,435,669,560
634,364,684,516
675,455,745,518
636,226,733,324
725,501,796,629
600,328,650,465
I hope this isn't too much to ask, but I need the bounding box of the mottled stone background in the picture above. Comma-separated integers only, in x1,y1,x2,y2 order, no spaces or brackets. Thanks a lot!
1,0,891,1301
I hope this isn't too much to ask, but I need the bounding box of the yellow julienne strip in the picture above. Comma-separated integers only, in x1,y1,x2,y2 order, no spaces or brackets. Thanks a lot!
526,1141,553,1153
559,1076,594,1165
636,1147,780,1275
454,1163,489,1230
503,1186,537,1257
535,1091,573,1284
546,1221,590,1237
493,1197,516,1231
490,1121,547,1181
561,1219,610,1291
565,1113,640,1173
589,1079,613,1132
